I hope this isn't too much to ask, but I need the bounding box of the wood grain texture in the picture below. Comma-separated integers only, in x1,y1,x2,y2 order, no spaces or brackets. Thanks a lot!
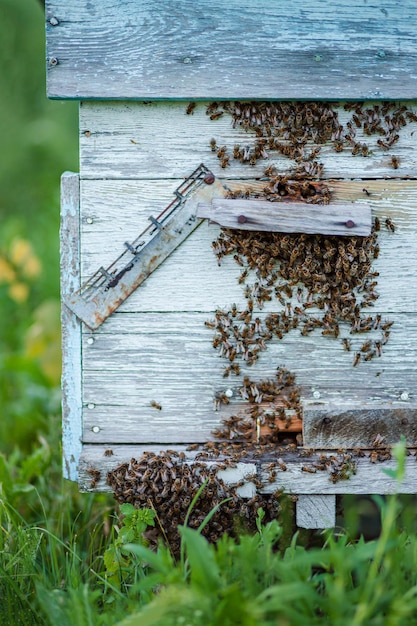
46,0,417,99
197,199,371,236
81,312,416,444
79,102,417,180
303,405,417,448
296,495,336,529
79,179,417,313
60,172,82,481
77,444,417,494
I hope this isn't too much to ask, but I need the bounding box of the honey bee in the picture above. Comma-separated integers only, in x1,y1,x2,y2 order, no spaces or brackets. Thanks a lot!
385,218,395,232
221,155,230,168
353,352,361,367
217,145,227,159
210,111,224,121
186,102,196,115
87,468,101,488
209,138,217,152
342,338,351,351
301,465,317,474
150,400,162,410
374,216,381,231
391,155,400,169
104,449,113,457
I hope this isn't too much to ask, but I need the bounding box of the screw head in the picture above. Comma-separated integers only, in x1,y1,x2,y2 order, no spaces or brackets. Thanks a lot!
225,388,234,398
237,215,247,224
313,390,321,399
183,57,192,64
92,426,100,433
49,56,59,66
400,391,410,401
376,50,386,59
203,173,215,185
49,16,59,26
345,219,355,229
323,417,332,425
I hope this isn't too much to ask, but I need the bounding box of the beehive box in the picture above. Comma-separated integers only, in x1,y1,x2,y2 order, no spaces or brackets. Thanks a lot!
48,0,417,529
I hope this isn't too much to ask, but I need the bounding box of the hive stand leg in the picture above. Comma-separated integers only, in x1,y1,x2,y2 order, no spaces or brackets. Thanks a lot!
296,495,336,529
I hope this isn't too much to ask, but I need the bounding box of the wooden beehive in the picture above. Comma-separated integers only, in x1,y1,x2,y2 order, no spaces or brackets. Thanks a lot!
48,0,417,529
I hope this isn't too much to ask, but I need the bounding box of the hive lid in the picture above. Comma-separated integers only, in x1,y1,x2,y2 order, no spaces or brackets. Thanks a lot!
46,0,417,100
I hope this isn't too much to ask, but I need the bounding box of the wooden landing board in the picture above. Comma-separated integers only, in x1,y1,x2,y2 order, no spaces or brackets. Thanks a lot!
196,199,372,236
46,0,417,100
78,102,417,181
77,444,417,495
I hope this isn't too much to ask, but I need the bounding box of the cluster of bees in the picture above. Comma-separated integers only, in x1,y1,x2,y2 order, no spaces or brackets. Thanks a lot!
204,100,416,170
107,449,280,557
212,367,303,446
209,223,391,370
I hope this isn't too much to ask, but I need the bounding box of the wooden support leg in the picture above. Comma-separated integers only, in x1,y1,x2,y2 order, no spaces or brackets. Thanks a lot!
296,495,336,529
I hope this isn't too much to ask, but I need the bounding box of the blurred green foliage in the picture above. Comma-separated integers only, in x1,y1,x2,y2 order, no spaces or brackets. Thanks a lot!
0,0,77,452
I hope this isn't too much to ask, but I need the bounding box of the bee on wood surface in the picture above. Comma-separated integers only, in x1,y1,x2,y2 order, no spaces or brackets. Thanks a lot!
220,155,230,168
353,352,361,367
150,400,162,410
186,102,196,115
210,111,224,121
87,468,101,488
104,449,113,457
391,155,400,169
209,138,217,152
217,145,227,159
374,216,381,231
342,338,351,352
385,218,395,232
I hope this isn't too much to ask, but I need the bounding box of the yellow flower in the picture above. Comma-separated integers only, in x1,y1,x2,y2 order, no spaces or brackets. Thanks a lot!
10,238,32,267
8,282,29,303
22,255,42,279
0,257,16,283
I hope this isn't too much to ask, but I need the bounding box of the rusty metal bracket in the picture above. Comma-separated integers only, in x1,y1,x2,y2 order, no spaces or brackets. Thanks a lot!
65,164,225,330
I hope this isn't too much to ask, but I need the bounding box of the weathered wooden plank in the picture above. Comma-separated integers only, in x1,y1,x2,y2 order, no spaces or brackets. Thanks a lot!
46,1,417,100
60,172,82,481
81,312,416,444
303,405,417,449
296,495,336,529
78,444,417,495
68,172,225,329
78,102,417,180
197,199,371,236
79,179,417,313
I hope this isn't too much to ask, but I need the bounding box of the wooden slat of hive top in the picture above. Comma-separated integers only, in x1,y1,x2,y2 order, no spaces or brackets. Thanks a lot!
46,0,417,100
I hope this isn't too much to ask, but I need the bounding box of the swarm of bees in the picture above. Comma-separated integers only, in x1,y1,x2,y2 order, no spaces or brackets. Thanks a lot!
105,100,410,546
206,100,401,372
107,449,280,557
205,100,415,169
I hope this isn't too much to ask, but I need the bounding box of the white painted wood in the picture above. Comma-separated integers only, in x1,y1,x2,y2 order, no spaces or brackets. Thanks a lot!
78,444,417,495
296,495,336,529
78,102,417,180
78,179,417,314
81,312,416,444
60,172,82,481
197,199,372,236
69,177,226,329
46,0,417,99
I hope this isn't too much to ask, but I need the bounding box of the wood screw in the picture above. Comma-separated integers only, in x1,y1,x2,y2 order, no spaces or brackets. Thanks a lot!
49,56,59,66
204,173,215,185
237,215,247,224
49,17,59,26
345,219,355,228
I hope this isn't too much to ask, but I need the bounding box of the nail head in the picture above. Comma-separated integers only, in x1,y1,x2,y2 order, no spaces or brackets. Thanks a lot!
87,403,95,410
237,215,247,224
313,390,321,399
92,426,100,433
204,173,215,185
225,388,234,398
345,219,355,229
400,391,409,401
87,337,94,345
49,17,59,26
49,56,59,66
86,217,93,224
323,417,331,425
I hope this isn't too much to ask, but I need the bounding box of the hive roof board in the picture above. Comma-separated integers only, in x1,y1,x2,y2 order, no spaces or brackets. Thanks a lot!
46,0,417,100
